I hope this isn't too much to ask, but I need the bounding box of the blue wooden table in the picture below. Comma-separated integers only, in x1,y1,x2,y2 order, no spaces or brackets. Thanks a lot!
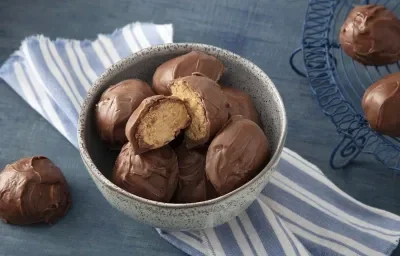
1,0,399,255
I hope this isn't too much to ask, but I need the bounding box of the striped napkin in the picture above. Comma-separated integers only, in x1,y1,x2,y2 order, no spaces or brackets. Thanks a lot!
1,22,400,256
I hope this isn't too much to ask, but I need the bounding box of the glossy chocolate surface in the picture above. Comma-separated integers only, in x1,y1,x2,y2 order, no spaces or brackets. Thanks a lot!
362,72,400,136
206,116,270,195
152,51,224,95
0,156,71,225
172,145,207,203
95,79,154,148
222,86,261,126
170,75,229,148
340,5,400,65
112,143,178,202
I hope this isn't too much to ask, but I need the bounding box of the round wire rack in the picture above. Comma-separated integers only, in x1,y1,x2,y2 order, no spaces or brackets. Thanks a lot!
290,0,400,170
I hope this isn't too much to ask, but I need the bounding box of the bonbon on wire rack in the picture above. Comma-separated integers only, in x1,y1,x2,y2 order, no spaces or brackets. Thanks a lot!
290,0,400,170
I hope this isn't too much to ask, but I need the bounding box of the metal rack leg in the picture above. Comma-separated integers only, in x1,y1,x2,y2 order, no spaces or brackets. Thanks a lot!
289,47,307,78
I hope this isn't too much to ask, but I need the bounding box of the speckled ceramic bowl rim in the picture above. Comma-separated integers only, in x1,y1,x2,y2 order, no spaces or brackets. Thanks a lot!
78,43,287,209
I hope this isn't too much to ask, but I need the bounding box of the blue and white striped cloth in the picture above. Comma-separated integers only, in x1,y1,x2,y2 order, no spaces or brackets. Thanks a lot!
1,22,400,256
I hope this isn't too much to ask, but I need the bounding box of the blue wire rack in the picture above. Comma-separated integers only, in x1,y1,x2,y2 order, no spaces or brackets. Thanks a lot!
290,0,400,170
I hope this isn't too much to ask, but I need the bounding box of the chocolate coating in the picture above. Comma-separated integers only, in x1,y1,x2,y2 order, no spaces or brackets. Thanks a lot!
206,116,270,195
125,95,191,155
340,5,400,65
152,51,224,95
95,79,154,148
172,145,207,203
112,143,179,202
170,75,229,148
362,72,400,136
221,86,261,126
0,156,71,225
206,180,219,200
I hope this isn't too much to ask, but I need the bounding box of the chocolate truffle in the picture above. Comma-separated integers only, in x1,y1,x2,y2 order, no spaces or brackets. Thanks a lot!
362,72,400,137
192,146,218,199
169,75,229,148
206,116,270,195
152,51,224,95
95,79,154,148
125,95,191,155
172,145,207,203
340,5,400,66
0,156,71,225
221,86,261,126
112,143,178,202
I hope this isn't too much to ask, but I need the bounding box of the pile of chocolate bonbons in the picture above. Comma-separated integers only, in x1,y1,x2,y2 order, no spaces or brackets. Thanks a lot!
340,5,400,137
95,51,271,203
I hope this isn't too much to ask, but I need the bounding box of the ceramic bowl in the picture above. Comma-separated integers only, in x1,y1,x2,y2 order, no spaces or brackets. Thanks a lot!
78,43,287,230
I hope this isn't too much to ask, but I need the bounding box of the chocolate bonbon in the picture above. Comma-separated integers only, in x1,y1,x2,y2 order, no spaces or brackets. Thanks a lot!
340,5,400,65
152,51,224,95
112,143,179,202
125,95,191,155
169,75,229,148
362,72,400,137
95,79,154,148
172,145,207,203
0,156,71,225
222,86,261,126
206,116,270,195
